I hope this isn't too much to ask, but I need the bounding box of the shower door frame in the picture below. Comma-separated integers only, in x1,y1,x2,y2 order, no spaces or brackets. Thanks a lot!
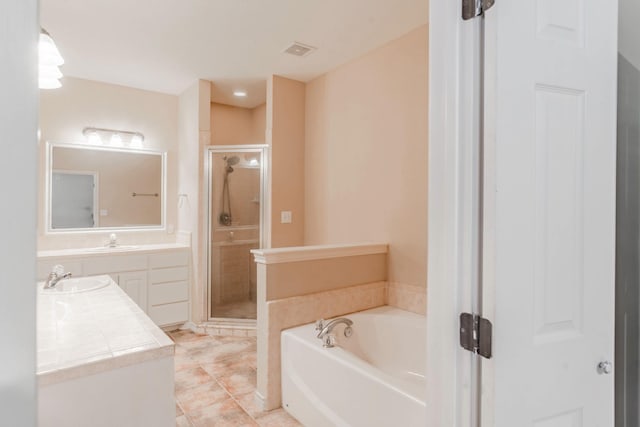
205,144,268,323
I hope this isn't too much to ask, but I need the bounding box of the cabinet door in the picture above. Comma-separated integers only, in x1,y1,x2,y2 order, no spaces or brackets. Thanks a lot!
117,271,148,312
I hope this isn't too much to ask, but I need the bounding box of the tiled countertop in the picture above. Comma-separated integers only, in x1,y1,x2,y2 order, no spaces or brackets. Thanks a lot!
37,243,189,259
37,275,174,386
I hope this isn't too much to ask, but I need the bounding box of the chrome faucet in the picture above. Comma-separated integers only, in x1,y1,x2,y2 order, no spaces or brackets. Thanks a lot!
43,265,72,289
107,233,118,248
315,317,354,348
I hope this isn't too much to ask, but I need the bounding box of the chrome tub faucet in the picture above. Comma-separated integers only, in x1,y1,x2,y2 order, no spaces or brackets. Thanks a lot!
315,317,354,348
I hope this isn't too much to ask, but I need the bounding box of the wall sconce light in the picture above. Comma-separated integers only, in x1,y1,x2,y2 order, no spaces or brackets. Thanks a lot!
244,153,260,166
82,127,145,148
39,28,64,89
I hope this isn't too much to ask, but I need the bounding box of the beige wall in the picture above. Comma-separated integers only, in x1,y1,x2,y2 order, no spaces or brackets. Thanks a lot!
304,25,429,288
264,254,387,300
210,102,266,146
251,104,267,144
178,80,212,323
268,76,305,248
38,77,178,249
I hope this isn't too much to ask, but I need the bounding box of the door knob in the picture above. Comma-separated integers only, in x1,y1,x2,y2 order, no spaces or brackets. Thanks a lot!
597,361,612,374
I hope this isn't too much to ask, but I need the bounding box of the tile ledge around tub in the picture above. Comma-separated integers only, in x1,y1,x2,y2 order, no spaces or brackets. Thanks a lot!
251,242,388,265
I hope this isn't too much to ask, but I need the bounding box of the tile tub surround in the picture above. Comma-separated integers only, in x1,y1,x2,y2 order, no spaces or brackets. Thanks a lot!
387,282,427,315
169,330,301,427
260,281,388,410
253,242,390,410
37,275,174,386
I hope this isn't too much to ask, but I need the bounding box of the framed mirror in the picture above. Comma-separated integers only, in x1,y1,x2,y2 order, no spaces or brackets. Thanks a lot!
46,142,166,232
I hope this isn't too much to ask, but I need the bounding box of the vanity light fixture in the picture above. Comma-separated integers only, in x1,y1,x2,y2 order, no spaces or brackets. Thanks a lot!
82,127,145,147
233,90,247,97
39,28,64,89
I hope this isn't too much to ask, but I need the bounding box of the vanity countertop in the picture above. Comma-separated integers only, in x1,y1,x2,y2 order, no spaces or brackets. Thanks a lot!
37,275,174,386
37,242,189,259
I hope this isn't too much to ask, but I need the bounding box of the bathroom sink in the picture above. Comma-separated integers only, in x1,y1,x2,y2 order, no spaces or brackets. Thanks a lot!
41,277,111,294
85,245,140,252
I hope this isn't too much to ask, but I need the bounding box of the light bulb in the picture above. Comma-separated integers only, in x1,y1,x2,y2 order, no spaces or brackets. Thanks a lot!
233,90,247,97
39,33,64,66
39,64,62,80
39,30,64,89
110,133,122,146
88,131,101,145
130,135,143,148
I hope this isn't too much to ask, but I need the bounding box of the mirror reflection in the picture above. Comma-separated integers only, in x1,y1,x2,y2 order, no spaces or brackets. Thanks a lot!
48,144,164,230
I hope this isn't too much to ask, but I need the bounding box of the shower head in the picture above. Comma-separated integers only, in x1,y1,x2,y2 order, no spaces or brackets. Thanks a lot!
224,155,240,166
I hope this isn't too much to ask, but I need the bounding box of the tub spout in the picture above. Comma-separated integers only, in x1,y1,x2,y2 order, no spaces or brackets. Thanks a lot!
316,317,354,346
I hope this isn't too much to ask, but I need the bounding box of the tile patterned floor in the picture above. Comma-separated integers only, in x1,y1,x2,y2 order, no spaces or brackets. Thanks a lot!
169,330,301,427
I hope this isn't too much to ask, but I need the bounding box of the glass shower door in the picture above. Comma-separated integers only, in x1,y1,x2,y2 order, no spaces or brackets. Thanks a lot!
207,147,264,320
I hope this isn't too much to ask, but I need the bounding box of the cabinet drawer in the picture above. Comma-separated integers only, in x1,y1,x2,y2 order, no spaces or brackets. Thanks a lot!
149,251,189,269
149,266,188,284
149,302,189,326
149,281,188,306
83,255,147,275
37,259,83,281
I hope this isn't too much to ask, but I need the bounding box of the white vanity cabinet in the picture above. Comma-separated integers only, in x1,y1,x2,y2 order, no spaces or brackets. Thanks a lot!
116,271,148,311
37,245,191,327
148,251,190,326
83,254,149,312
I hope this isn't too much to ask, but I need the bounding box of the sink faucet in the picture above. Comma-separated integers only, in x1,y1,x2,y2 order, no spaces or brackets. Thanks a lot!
107,233,118,248
315,317,354,347
43,265,72,289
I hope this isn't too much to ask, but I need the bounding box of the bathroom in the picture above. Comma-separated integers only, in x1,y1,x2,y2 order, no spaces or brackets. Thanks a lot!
3,0,627,426
10,0,430,426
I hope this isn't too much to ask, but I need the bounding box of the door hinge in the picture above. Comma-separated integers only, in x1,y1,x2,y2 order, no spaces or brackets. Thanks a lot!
459,313,493,359
462,0,495,20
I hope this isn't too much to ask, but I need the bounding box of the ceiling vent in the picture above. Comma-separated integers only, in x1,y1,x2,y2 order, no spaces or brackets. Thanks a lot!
283,42,317,57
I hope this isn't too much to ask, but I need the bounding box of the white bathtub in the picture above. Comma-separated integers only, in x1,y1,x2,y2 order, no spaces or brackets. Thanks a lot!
281,306,426,427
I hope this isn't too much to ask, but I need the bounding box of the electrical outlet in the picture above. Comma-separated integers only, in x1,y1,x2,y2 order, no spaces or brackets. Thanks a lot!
281,211,292,224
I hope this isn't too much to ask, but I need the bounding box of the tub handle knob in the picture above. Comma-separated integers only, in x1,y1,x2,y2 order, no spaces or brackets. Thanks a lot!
315,319,325,331
322,334,336,348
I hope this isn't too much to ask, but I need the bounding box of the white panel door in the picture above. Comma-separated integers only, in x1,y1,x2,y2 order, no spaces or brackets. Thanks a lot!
484,0,618,425
51,172,96,229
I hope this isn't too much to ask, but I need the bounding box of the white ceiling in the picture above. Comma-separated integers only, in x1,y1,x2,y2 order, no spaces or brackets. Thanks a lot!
41,0,428,108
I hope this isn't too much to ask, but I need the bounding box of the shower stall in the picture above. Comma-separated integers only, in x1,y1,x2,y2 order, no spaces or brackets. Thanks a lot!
207,146,266,320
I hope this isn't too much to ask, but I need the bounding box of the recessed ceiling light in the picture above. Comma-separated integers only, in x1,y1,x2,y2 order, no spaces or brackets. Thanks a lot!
233,91,247,97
